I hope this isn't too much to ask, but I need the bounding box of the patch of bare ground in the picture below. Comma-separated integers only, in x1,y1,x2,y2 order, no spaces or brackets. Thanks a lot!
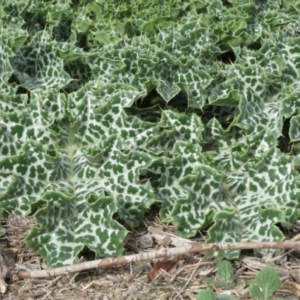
1,213,300,299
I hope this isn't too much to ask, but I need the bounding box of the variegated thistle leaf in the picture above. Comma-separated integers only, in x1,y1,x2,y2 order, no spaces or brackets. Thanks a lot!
10,31,71,89
0,76,160,266
26,86,158,265
0,37,14,94
26,191,127,267
0,91,59,158
68,82,160,148
208,147,299,259
148,141,208,220
25,133,156,266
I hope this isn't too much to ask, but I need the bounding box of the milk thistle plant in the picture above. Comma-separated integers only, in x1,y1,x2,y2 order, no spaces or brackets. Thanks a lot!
1,0,300,267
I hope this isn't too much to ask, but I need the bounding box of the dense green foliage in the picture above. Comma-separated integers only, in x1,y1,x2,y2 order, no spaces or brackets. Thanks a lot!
1,0,300,267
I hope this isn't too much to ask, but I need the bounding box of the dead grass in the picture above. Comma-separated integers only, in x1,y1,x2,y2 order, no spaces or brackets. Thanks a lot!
1,214,300,299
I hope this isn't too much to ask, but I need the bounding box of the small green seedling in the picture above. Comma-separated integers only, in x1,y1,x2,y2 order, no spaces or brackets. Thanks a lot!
205,260,235,289
197,265,284,300
249,266,283,300
197,260,237,300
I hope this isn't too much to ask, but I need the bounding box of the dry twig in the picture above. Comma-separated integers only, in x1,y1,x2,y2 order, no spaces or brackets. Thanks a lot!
6,237,300,280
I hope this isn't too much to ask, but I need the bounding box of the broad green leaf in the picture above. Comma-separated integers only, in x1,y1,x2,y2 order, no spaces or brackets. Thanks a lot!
249,266,282,300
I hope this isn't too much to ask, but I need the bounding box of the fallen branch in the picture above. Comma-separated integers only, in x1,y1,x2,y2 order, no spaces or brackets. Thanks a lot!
7,238,300,279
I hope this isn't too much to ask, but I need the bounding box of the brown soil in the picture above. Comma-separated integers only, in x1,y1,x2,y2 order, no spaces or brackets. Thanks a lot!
1,214,300,300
